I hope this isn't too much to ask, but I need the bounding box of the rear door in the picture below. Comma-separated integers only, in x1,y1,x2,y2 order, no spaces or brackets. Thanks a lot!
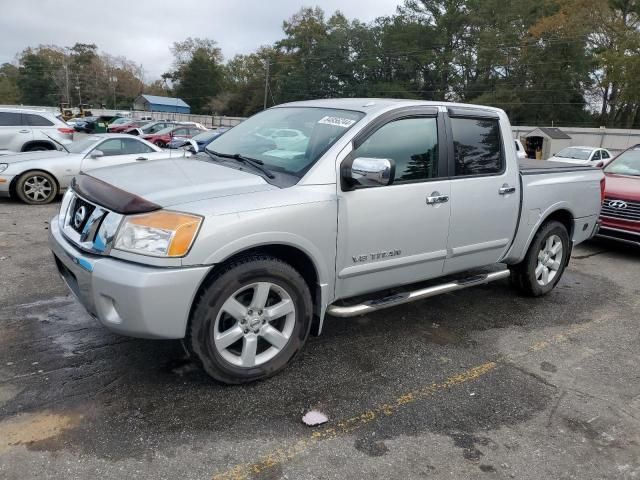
336,108,451,298
443,109,520,274
0,112,31,151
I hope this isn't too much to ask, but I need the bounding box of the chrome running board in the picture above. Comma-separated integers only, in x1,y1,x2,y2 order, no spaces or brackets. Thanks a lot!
327,269,511,318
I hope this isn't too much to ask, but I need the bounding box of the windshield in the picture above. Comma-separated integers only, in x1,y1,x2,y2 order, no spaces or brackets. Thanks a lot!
192,130,222,142
205,107,365,177
110,117,129,125
142,123,168,134
555,147,592,160
604,148,640,176
153,126,176,135
67,136,102,153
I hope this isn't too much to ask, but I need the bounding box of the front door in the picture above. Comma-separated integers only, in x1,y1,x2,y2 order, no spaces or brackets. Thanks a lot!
443,111,520,274
81,138,156,172
336,111,451,299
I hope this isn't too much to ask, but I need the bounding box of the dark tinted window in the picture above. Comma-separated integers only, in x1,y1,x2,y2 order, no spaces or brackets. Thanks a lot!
601,150,610,159
24,114,54,126
592,150,601,161
122,138,154,154
0,112,23,126
451,117,503,176
353,117,439,182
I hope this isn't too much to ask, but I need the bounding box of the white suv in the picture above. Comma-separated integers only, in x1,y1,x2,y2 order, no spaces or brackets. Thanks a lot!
0,108,74,155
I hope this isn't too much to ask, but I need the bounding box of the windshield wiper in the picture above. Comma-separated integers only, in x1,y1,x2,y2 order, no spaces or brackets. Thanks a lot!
207,150,275,179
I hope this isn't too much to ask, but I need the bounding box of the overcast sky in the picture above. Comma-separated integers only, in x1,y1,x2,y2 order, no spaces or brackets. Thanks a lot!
0,1,401,81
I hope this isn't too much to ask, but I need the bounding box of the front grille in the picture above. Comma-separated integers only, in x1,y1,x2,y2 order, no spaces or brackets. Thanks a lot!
60,190,122,254
601,197,640,222
69,197,97,234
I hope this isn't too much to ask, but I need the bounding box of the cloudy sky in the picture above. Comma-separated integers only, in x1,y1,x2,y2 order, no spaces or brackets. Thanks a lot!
0,1,401,80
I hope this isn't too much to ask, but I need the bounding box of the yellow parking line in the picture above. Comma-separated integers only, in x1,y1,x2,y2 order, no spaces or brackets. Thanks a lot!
212,314,615,480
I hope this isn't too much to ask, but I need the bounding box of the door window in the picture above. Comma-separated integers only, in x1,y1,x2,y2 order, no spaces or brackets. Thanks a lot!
122,138,154,154
0,112,23,126
353,117,439,182
592,150,601,161
24,114,54,126
451,117,504,176
95,139,125,156
601,150,610,159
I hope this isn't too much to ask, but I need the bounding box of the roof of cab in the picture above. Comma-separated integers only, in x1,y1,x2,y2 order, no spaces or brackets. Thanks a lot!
275,98,505,116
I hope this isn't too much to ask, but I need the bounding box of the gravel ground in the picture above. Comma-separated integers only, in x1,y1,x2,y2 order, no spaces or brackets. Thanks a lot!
0,196,639,480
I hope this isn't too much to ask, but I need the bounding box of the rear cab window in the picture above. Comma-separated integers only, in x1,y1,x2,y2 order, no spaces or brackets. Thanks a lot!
450,116,504,176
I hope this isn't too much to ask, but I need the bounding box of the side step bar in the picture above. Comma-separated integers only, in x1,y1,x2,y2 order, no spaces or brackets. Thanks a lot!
326,269,511,318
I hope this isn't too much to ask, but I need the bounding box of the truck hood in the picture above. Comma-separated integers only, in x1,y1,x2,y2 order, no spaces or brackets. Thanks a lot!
603,173,640,202
87,157,277,207
0,150,68,165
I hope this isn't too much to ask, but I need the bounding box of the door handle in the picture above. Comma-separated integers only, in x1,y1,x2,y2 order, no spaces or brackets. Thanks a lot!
499,184,516,195
426,192,449,205
135,157,148,161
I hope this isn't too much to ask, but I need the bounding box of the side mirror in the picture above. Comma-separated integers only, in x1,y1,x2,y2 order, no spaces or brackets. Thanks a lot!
343,157,395,189
90,150,104,159
595,161,604,169
184,139,198,153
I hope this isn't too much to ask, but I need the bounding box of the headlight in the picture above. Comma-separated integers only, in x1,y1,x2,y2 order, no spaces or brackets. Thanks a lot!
114,211,203,257
0,163,8,173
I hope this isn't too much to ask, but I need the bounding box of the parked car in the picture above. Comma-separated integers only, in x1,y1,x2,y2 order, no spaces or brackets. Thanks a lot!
514,139,526,159
48,99,604,384
74,115,126,134
142,126,206,147
0,107,74,154
125,121,180,136
596,144,640,246
547,146,612,165
168,128,229,150
256,127,308,151
108,119,151,133
0,134,180,204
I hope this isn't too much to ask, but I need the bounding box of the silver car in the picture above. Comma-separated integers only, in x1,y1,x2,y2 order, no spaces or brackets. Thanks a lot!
0,134,181,204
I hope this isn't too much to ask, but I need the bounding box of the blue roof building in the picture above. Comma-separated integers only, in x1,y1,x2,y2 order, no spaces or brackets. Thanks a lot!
133,94,191,114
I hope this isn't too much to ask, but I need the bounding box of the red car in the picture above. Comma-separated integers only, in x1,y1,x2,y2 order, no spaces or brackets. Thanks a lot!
597,144,640,246
108,119,150,133
142,126,206,147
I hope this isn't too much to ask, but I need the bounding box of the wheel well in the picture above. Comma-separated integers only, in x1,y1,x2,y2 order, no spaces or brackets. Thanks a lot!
20,141,55,152
544,209,574,238
9,169,60,197
198,244,320,307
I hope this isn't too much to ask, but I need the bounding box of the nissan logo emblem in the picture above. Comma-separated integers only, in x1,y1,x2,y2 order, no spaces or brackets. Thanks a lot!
74,205,87,228
608,200,628,209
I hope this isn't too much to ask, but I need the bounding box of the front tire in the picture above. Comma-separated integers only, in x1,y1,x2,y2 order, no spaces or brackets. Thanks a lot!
510,220,570,296
188,255,313,384
15,171,58,204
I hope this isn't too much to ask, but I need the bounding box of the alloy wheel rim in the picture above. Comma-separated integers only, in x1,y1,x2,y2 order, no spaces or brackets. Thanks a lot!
535,234,563,286
212,282,296,368
23,176,53,202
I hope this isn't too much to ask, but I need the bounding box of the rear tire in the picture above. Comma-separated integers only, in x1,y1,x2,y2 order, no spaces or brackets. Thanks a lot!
15,171,58,205
188,255,313,384
510,220,570,296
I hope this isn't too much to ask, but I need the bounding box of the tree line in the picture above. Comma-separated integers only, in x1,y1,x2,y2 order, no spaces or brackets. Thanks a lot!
1,0,639,127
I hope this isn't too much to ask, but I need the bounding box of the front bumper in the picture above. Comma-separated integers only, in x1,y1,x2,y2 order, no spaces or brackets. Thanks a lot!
0,174,15,197
49,217,211,339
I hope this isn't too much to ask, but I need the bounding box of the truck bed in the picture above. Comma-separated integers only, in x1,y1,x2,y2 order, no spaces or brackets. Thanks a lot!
518,159,594,175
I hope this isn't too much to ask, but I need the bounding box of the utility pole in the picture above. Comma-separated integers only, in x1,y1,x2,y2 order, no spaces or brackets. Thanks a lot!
75,74,82,106
263,59,270,110
64,64,70,104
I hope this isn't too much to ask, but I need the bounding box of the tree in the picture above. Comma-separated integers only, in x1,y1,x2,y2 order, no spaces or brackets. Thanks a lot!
168,38,225,113
0,63,20,104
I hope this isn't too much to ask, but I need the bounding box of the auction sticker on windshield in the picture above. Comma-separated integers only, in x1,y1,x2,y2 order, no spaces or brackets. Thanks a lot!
318,116,357,128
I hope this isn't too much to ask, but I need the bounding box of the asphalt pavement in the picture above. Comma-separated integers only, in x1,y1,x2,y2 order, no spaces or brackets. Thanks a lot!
1,197,639,480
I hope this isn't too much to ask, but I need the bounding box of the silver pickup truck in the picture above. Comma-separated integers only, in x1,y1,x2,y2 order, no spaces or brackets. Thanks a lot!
49,99,605,383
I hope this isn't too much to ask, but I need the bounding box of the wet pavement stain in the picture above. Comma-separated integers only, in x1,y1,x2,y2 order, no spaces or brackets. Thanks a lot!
0,411,83,453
